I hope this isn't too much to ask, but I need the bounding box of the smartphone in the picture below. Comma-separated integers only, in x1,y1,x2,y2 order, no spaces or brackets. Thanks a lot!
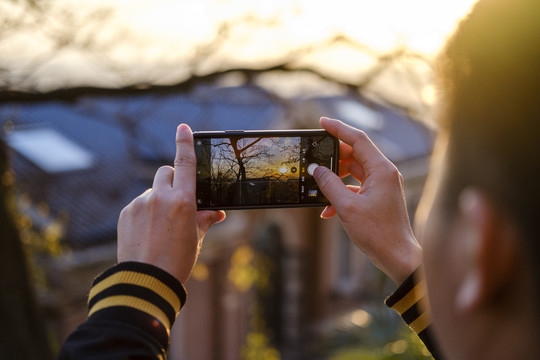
193,129,339,210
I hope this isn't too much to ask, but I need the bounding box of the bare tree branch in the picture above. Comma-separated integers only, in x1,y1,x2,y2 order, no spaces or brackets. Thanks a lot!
0,2,434,119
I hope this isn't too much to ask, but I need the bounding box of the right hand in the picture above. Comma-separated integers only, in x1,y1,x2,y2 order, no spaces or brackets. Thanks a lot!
313,117,422,284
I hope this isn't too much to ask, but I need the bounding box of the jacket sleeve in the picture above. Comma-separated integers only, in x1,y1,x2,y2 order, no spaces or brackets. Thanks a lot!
385,267,442,359
57,261,186,360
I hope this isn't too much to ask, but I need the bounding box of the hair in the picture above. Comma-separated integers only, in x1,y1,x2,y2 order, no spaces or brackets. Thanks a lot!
437,0,540,294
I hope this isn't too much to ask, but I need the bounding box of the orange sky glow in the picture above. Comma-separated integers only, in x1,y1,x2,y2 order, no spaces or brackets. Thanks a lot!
1,0,479,111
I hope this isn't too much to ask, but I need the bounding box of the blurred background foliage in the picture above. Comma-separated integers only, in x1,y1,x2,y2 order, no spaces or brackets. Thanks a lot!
225,243,432,359
0,142,58,359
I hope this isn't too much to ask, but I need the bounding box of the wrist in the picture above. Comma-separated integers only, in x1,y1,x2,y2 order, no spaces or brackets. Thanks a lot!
390,238,423,285
373,234,422,285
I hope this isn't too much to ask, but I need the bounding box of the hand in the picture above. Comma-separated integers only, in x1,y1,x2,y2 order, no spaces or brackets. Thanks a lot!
313,117,422,284
117,124,226,284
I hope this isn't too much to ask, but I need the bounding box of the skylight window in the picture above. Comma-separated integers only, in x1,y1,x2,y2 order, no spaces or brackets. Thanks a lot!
7,128,94,173
336,99,384,131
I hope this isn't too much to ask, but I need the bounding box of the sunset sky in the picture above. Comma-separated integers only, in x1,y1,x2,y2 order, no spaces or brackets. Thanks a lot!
210,137,300,180
1,0,478,110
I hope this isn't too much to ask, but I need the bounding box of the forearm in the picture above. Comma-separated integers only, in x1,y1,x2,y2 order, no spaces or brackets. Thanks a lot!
57,262,186,360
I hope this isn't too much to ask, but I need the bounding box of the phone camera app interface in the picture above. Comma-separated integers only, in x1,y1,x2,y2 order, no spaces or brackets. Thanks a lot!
195,134,335,208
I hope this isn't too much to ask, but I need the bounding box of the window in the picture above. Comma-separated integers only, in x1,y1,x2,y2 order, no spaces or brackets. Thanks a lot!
7,128,94,173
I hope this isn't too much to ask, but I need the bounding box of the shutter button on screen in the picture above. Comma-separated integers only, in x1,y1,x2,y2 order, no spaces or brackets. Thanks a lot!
307,163,319,176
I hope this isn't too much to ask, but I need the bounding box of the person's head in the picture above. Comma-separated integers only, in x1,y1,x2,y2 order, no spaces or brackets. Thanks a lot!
417,0,540,358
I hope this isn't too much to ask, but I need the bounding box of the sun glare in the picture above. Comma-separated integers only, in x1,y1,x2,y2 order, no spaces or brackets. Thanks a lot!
92,0,480,69
2,0,479,91
117,0,478,57
334,0,478,54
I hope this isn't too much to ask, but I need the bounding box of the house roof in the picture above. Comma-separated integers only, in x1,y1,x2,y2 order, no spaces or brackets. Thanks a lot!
0,85,432,248
314,96,433,164
1,87,284,247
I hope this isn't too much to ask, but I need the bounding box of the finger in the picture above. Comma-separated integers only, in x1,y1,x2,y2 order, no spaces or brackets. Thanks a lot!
196,210,226,236
134,188,152,201
313,165,354,211
120,187,152,217
320,205,337,219
343,161,367,184
338,159,366,181
173,124,197,192
320,117,389,171
328,122,371,181
337,141,355,177
339,141,355,160
141,188,152,197
319,184,362,219
215,210,227,224
338,162,351,178
152,166,174,189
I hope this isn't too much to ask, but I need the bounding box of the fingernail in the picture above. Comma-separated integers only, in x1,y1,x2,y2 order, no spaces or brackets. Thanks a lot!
320,206,329,219
320,116,336,122
177,123,190,137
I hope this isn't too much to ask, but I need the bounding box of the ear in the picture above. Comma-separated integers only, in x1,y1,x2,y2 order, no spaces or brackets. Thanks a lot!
454,188,518,313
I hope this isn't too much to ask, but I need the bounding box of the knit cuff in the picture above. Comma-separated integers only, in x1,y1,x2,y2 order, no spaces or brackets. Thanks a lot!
87,262,187,346
385,267,431,335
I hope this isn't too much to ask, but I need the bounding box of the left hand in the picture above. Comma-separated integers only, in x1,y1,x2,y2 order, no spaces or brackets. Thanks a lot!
117,124,226,284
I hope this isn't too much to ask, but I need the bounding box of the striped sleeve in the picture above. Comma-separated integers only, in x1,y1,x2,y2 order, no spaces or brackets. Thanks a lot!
385,267,442,359
87,261,187,348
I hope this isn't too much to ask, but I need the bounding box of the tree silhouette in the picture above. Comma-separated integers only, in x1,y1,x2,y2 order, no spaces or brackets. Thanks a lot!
205,136,305,205
230,137,264,181
0,1,433,117
209,137,276,203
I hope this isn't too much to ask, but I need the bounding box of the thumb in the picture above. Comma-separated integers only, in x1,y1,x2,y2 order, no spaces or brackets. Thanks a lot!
313,166,351,210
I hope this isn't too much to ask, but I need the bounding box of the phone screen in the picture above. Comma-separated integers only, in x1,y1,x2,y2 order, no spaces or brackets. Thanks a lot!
194,130,339,210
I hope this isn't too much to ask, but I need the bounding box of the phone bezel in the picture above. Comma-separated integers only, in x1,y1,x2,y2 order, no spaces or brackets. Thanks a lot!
193,129,339,210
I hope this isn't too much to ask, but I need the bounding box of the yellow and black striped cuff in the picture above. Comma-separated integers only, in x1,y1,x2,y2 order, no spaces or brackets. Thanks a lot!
385,267,440,358
385,272,431,335
87,262,187,341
